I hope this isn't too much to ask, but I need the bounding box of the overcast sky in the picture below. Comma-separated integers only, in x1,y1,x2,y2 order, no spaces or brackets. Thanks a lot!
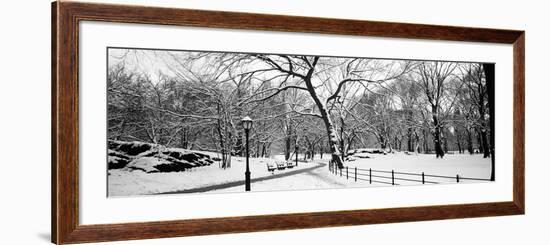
108,48,178,83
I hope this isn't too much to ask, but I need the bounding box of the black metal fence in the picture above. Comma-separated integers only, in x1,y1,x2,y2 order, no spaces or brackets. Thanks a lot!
328,163,491,186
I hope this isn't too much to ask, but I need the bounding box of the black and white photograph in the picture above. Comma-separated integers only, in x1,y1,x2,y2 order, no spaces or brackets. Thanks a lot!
107,47,495,197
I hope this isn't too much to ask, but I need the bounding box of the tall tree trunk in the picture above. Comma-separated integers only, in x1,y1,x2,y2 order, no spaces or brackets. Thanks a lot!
480,129,490,158
414,132,421,153
283,100,292,161
261,143,266,158
217,104,232,169
443,131,448,154
423,129,429,153
476,130,484,154
256,141,261,158
407,128,413,152
456,128,463,154
478,93,490,158
217,120,228,168
340,117,346,161
432,106,445,158
224,110,232,168
180,128,188,149
379,134,387,150
478,94,491,158
345,135,355,155
284,121,292,160
302,61,344,169
483,63,495,180
466,128,474,154
406,110,414,152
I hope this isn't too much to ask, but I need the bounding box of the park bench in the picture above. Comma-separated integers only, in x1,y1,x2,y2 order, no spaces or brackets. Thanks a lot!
266,162,276,173
276,161,287,170
286,161,295,168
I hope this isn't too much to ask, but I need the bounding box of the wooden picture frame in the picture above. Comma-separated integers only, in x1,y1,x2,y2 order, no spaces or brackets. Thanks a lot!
52,1,525,244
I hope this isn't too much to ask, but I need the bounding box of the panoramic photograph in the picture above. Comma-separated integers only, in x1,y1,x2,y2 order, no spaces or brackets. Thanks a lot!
106,47,495,197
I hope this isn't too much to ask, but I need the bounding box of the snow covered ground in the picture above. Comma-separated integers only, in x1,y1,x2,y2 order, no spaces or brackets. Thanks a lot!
344,151,491,181
108,150,492,197
109,156,304,196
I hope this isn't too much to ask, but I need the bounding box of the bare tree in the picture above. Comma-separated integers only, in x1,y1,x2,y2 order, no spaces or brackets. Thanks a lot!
414,61,458,158
108,49,493,170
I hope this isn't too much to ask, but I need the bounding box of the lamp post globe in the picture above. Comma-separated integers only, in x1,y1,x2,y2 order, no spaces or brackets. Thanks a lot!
241,116,253,191
242,116,253,130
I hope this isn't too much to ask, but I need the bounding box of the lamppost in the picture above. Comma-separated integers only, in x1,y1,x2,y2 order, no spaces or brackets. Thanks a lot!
241,116,253,191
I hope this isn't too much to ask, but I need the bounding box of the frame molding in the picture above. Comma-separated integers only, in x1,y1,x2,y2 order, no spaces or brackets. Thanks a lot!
52,1,525,244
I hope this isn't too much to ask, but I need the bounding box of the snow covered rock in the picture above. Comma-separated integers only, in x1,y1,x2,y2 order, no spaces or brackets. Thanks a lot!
108,140,218,172
124,154,195,173
125,157,168,173
108,150,131,169
354,153,372,159
109,140,155,156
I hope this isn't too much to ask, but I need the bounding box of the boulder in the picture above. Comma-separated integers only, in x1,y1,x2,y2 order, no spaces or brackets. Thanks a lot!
108,140,216,173
108,150,131,169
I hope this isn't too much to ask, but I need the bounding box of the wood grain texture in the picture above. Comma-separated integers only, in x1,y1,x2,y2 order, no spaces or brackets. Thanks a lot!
63,1,522,43
64,202,521,244
51,1,525,244
513,33,525,213
51,2,58,243
53,1,80,244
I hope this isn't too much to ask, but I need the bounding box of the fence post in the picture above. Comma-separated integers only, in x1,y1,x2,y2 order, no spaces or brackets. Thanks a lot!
392,170,395,185
456,174,460,183
346,166,348,179
354,167,357,182
422,172,425,184
369,168,372,184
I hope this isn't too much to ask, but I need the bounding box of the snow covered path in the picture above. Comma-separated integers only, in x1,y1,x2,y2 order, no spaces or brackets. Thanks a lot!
207,160,364,194
160,162,328,194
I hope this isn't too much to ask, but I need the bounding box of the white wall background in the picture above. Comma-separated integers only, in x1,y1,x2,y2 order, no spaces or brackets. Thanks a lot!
0,0,547,244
